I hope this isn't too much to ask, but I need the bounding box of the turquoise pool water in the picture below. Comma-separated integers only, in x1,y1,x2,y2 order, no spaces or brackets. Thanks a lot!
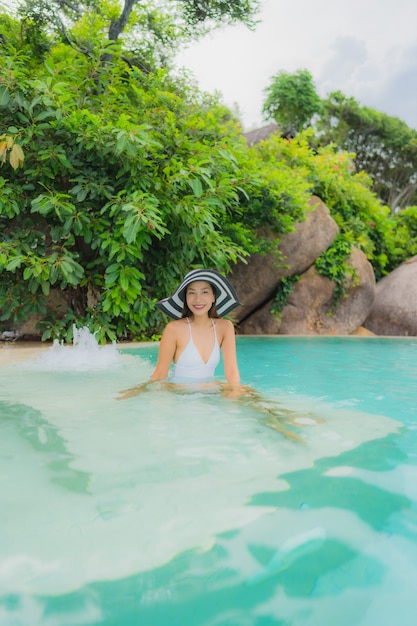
0,336,416,626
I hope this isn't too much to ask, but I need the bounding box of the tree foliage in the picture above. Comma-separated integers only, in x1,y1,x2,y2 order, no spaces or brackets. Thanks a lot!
316,91,417,211
13,0,260,69
262,69,323,136
262,69,417,212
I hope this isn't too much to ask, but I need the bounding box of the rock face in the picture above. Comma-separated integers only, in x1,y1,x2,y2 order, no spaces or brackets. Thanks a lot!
238,246,376,335
236,299,280,335
276,196,340,276
279,247,376,335
363,256,417,336
231,196,339,323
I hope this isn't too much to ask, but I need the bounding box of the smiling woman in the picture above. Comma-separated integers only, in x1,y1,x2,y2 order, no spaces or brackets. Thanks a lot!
152,268,241,384
118,269,243,398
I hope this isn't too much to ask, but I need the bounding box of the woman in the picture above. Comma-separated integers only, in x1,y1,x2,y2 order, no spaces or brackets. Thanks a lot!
152,268,241,384
117,269,242,399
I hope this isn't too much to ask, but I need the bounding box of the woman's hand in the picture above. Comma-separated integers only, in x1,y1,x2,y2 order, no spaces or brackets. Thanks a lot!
220,383,256,400
116,380,155,400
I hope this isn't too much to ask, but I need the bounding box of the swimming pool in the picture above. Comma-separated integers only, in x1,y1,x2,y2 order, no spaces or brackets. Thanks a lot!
0,335,416,625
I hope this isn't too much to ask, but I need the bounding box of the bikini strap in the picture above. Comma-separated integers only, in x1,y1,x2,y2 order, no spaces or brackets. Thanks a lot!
211,318,218,340
186,317,192,336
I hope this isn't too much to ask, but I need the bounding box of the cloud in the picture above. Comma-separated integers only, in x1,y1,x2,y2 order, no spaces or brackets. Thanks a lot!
317,38,417,129
368,43,417,128
319,37,369,85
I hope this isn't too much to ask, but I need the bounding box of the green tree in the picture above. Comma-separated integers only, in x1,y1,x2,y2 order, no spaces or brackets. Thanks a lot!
262,69,323,136
316,91,417,211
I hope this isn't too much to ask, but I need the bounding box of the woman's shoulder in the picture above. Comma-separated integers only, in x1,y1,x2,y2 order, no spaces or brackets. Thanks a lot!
164,318,188,334
215,317,234,326
214,317,235,334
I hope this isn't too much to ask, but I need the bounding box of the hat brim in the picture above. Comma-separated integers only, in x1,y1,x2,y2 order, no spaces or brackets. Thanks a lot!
156,269,242,319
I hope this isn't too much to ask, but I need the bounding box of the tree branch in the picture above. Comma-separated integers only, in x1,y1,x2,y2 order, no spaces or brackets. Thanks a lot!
54,0,82,15
108,0,137,41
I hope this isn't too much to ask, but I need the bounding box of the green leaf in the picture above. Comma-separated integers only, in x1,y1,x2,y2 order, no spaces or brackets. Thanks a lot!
6,256,25,271
120,273,129,292
34,110,57,121
0,87,10,107
189,178,203,198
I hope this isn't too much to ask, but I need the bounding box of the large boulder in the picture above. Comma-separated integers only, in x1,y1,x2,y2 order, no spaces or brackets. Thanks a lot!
363,256,417,336
238,247,376,335
231,196,339,322
276,196,339,276
237,299,281,335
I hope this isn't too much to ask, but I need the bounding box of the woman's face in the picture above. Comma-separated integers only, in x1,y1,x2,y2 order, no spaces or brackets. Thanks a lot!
185,281,216,316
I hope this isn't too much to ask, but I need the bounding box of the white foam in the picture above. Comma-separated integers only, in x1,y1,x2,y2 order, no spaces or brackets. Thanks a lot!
22,326,124,371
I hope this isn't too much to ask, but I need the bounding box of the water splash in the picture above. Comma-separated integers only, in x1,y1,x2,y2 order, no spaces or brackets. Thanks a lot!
23,326,124,371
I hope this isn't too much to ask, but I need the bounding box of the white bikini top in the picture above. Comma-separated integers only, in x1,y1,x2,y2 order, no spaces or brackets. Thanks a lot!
173,318,220,380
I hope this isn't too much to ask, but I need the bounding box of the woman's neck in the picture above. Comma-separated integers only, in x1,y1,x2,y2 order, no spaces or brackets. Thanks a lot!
188,314,212,327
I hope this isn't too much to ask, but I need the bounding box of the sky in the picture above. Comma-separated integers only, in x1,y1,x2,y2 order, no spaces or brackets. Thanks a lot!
175,0,417,131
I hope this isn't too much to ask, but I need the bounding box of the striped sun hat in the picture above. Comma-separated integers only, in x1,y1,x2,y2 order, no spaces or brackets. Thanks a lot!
156,269,242,319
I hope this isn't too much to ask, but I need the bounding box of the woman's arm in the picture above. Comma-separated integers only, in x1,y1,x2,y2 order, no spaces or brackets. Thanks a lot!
150,321,177,381
116,322,177,400
220,319,240,385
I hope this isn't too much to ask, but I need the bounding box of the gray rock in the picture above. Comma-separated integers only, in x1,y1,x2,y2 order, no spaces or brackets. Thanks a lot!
237,299,281,335
363,255,417,336
231,196,339,322
0,330,19,341
239,247,376,335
